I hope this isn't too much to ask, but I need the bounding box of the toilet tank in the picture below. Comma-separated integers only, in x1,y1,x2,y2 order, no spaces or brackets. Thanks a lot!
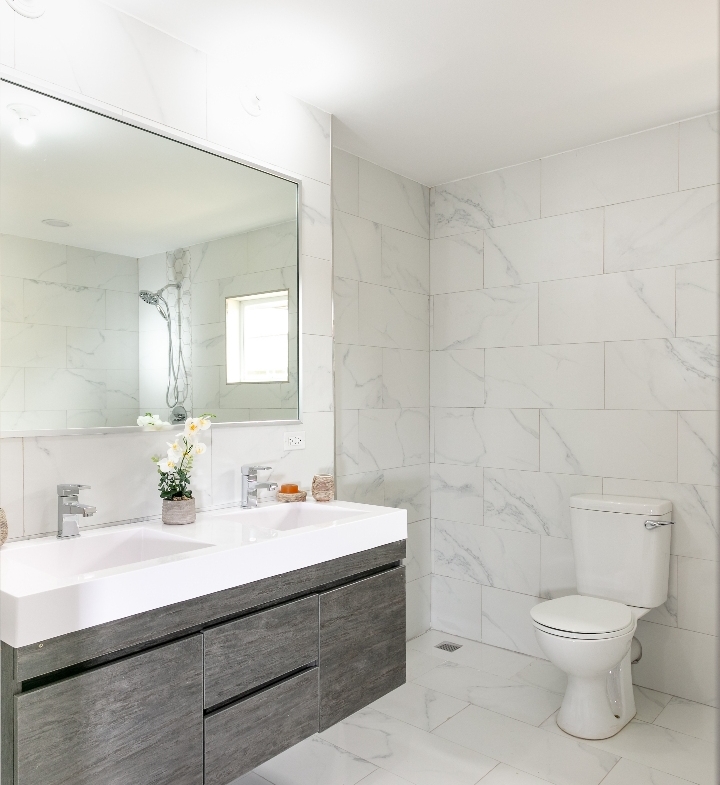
570,494,672,609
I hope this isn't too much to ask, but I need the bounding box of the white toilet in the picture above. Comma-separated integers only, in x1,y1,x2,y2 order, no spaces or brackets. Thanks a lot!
531,493,672,740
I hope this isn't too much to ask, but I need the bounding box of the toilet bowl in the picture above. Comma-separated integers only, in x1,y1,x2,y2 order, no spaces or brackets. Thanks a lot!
529,494,673,740
531,595,639,739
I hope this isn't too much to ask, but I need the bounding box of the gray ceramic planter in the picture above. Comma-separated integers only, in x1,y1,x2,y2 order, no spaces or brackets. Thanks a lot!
162,497,196,525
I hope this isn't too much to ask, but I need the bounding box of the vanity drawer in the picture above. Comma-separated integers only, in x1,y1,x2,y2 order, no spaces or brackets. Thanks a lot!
204,667,318,785
203,594,318,707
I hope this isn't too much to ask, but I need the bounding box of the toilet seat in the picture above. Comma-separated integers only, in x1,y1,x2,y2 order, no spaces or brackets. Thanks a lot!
531,595,635,640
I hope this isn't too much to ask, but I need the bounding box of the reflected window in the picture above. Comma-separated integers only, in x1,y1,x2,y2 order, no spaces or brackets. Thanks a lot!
226,290,289,383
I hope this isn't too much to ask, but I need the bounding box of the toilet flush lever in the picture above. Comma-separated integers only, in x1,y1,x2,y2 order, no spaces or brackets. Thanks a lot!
644,520,674,530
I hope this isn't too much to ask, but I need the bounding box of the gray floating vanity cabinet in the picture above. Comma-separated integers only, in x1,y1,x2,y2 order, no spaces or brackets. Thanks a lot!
1,540,406,785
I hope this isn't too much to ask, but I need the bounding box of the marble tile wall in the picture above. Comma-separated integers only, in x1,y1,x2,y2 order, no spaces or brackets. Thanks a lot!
332,147,432,641
429,114,719,705
0,235,140,430
0,1,333,539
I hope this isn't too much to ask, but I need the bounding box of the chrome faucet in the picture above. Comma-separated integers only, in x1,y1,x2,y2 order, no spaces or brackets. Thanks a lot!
241,465,277,508
57,484,96,538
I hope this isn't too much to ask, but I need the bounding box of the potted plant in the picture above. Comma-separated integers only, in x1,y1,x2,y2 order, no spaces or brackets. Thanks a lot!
145,414,213,524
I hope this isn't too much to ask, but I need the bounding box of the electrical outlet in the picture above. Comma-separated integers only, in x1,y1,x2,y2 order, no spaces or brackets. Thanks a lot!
283,431,305,451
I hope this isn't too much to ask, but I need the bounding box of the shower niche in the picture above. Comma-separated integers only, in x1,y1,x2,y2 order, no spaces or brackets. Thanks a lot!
0,79,300,432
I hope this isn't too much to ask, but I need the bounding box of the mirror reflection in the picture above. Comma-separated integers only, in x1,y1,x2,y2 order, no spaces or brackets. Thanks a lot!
0,81,299,432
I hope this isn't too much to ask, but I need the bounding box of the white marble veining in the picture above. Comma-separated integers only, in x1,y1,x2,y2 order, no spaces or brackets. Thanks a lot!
320,706,496,785
433,161,541,237
358,408,430,471
430,350,484,407
300,255,333,337
67,328,139,371
359,159,430,239
23,279,106,329
335,471,385,507
0,438,24,539
334,211,382,284
605,337,719,410
332,148,360,215
254,736,375,785
484,468,601,539
433,285,538,350
539,268,675,344
429,232,484,295
643,554,678,628
369,682,468,732
382,349,430,408
602,478,718,561
540,409,677,481
302,334,333,413
359,283,429,351
433,519,540,595
382,227,430,294
430,463,483,525
601,757,700,785
415,661,562,727
431,574,484,641
654,697,718,744
484,209,603,287
677,557,718,636
335,344,383,410
676,260,719,338
634,620,718,706
1,276,24,322
604,185,719,272
335,408,360,476
540,124,678,217
0,234,67,283
679,112,720,191
1,323,66,369
67,248,138,292
300,177,333,262
678,410,718,485
485,343,604,409
434,408,539,471
384,465,431,524
435,704,618,785
481,586,546,659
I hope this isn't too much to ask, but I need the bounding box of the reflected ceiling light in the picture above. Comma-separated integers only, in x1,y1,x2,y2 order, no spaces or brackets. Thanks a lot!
8,103,39,146
5,0,45,18
42,219,70,228
238,85,262,117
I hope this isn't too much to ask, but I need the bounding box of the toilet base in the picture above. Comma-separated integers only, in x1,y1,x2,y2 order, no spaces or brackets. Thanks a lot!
556,647,636,740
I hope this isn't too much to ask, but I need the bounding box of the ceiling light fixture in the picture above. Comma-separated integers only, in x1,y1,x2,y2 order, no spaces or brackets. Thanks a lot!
8,103,40,146
5,0,45,18
42,219,70,228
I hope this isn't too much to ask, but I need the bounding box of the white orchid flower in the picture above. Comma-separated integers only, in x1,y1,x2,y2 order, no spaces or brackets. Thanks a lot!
167,447,182,463
158,457,177,473
194,442,207,455
197,416,212,431
184,418,201,438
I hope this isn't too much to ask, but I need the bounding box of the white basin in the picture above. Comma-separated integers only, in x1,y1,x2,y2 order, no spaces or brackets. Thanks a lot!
1,500,407,648
8,527,213,578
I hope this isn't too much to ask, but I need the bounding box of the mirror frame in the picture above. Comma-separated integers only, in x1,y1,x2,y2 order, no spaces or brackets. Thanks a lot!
0,70,305,438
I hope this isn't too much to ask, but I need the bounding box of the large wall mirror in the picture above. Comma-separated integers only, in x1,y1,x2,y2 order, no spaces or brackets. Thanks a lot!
0,80,300,433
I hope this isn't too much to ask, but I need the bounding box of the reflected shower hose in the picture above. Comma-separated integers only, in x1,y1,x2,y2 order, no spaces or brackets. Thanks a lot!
139,284,189,409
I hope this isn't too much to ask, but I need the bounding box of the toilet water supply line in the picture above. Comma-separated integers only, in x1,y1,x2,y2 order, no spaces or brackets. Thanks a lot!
138,283,189,409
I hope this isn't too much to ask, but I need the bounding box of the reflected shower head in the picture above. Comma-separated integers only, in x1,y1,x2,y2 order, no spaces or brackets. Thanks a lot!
139,290,159,305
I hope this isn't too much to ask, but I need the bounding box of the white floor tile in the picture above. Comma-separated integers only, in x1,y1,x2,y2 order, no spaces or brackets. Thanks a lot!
407,631,534,678
230,773,272,785
600,757,696,785
406,646,444,681
634,686,673,723
543,716,715,785
415,662,562,726
255,736,376,785
356,769,414,785
369,682,468,732
434,705,619,785
654,697,718,743
513,661,567,695
320,707,497,785
477,763,556,784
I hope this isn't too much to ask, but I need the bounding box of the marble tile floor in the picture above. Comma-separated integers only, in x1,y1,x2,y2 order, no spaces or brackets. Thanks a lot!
232,630,717,785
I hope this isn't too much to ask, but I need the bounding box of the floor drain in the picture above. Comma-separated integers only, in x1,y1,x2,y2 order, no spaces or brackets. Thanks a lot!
435,641,462,653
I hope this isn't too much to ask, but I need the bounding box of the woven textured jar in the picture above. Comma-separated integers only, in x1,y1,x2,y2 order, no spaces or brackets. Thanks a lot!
311,475,334,502
0,507,7,546
162,497,196,525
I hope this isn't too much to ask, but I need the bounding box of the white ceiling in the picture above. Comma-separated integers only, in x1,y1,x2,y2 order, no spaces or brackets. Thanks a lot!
106,0,719,186
0,82,297,257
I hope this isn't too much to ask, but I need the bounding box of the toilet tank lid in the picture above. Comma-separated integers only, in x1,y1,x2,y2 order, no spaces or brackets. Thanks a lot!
570,494,671,516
